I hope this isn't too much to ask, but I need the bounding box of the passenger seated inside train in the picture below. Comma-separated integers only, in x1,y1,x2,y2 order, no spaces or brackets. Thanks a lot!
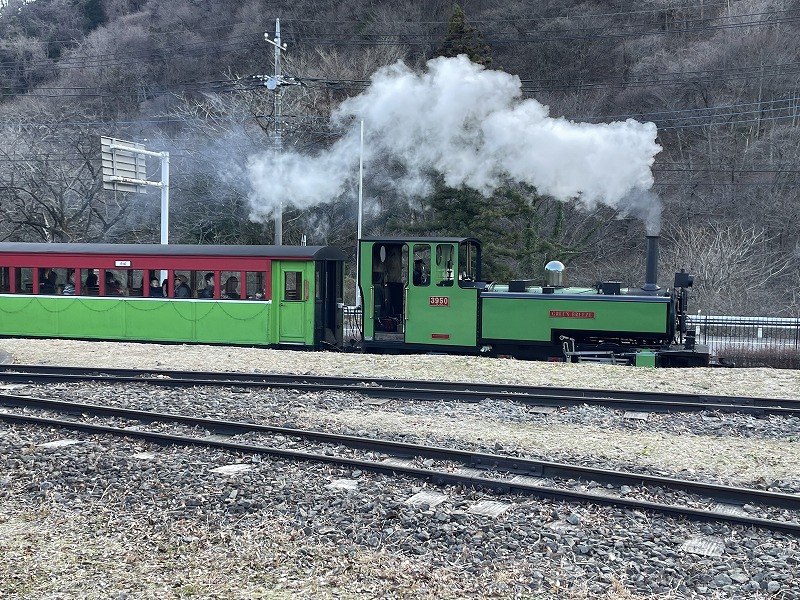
174,274,192,298
39,268,57,294
63,271,76,295
198,272,214,298
105,272,123,296
148,277,164,297
224,276,240,299
85,270,99,295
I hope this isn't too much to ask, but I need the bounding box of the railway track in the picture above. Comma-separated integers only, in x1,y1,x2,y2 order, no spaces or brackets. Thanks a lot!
1,391,798,534
1,363,799,416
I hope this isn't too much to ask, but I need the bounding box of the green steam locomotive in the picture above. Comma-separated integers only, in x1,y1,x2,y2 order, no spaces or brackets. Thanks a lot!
358,235,708,367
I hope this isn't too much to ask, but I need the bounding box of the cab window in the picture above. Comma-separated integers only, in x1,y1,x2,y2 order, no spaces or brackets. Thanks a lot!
435,244,455,286
412,244,430,287
458,241,481,287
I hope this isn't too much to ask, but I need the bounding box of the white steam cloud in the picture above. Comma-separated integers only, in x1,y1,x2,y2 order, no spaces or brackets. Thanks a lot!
247,55,662,230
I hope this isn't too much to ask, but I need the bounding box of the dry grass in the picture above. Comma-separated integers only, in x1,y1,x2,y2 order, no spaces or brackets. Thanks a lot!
3,338,800,400
715,344,800,369
0,506,563,599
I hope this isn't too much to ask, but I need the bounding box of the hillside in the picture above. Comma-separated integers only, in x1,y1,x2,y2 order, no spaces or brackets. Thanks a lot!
0,0,797,314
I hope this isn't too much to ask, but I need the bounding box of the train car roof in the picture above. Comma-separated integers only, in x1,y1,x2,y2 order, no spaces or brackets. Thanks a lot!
360,236,480,244
0,243,347,261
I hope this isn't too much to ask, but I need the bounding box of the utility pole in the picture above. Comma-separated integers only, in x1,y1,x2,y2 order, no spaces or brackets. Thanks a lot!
356,120,364,309
265,18,287,245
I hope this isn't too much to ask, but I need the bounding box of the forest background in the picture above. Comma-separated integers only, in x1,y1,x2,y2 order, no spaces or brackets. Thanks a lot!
0,0,797,315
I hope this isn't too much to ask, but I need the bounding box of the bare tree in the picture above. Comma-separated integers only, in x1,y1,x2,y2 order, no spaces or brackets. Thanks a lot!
0,104,138,242
661,223,792,315
150,41,408,247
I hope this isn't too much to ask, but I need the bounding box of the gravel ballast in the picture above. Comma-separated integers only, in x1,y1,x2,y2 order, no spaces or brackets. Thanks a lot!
1,338,799,599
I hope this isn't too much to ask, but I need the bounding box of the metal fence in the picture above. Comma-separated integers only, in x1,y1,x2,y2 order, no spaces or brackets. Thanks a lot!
688,315,800,368
687,314,800,355
344,305,363,342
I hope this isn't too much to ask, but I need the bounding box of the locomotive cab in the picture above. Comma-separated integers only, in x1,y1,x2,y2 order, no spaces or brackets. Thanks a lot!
359,237,483,353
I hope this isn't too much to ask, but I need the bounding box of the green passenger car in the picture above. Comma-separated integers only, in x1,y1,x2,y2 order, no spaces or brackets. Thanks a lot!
0,243,345,349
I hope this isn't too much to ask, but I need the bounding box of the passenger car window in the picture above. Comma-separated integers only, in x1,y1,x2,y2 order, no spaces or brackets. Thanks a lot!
103,269,127,296
246,271,267,299
18,267,33,294
81,269,100,295
221,271,241,299
195,270,216,299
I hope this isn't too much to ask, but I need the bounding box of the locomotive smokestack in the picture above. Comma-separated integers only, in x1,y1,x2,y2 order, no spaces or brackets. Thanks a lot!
641,235,661,293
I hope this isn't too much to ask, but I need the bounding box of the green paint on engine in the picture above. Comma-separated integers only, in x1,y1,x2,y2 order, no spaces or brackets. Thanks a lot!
481,295,670,342
635,351,658,367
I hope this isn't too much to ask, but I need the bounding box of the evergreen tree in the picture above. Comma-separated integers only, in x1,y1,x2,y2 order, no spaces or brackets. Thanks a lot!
398,181,596,282
437,4,491,67
389,5,606,282
81,0,107,32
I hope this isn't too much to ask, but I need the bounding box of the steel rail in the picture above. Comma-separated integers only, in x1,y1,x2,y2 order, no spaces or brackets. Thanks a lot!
1,363,799,415
1,393,798,534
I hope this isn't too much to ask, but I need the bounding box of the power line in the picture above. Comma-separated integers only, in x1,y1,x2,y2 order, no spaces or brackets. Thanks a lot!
0,104,795,133
0,35,266,76
518,62,800,93
281,7,800,36
654,168,800,173
654,181,799,186
658,112,799,130
579,96,800,121
2,56,795,100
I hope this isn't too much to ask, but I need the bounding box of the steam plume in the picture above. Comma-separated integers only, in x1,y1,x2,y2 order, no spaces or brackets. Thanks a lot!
247,55,662,227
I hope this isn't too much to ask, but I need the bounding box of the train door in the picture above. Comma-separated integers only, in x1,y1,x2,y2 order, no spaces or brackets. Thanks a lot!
364,242,407,343
404,241,478,348
277,262,308,344
315,260,344,348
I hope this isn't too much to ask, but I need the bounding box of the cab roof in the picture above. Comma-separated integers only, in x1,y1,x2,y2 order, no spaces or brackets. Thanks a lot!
359,237,480,245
